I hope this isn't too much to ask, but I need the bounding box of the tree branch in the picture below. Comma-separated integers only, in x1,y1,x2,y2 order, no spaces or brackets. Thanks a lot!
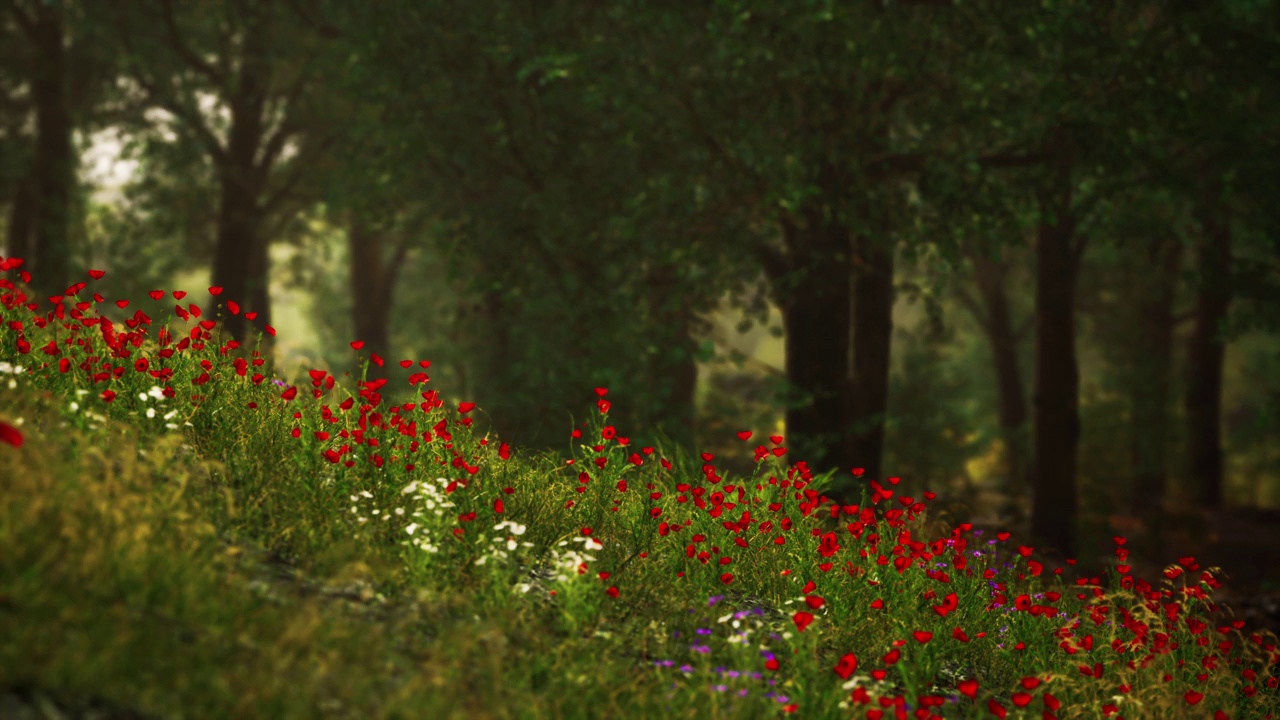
955,286,992,335
675,87,748,180
481,55,545,194
109,7,227,162
256,118,298,181
159,0,226,86
874,77,913,116
0,89,31,115
867,152,925,181
256,24,323,182
858,145,1053,183
282,0,343,40
136,74,227,163
382,229,414,297
259,161,309,219
8,0,36,37
756,226,792,294
977,151,1053,170
1014,314,1034,341
1068,189,1103,269
260,132,335,216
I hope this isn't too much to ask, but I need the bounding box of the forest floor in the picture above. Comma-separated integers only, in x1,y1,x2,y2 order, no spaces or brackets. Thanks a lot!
986,507,1280,640
1112,507,1280,638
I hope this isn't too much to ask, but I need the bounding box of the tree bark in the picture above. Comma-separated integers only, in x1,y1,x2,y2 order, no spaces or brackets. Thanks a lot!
211,143,265,347
972,251,1030,522
27,1,74,300
847,233,895,491
769,206,857,502
1186,197,1233,511
348,217,404,384
1030,192,1083,560
5,174,35,266
1128,234,1182,518
210,16,270,348
477,286,516,445
642,259,701,457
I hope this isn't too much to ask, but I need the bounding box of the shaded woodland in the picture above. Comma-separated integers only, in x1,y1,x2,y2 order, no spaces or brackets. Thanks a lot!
3,0,1279,575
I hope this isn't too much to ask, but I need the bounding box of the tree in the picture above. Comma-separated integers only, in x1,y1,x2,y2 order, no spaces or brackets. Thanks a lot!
1123,1,1280,512
346,218,404,382
2,1,118,299
103,0,338,348
8,0,72,299
1129,233,1184,518
913,0,1182,558
335,1,767,457
0,3,35,260
592,0,966,502
955,240,1033,526
1077,188,1190,525
1186,194,1234,510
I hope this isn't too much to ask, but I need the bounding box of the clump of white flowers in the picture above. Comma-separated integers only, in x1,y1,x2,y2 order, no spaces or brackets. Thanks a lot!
342,476,453,553
475,519,535,567
0,361,25,389
512,534,603,599
136,385,183,429
67,389,109,428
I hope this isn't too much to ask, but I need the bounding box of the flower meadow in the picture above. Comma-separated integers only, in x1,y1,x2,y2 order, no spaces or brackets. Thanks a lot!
0,256,1278,719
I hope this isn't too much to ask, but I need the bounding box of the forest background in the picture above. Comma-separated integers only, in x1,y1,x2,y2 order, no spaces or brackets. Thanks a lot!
2,0,1279,575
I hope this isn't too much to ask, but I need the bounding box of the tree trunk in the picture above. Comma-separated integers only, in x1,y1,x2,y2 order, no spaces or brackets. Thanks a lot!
972,251,1030,523
210,24,269,348
666,345,699,453
1030,205,1083,560
643,259,701,457
1129,235,1182,518
847,233,895,491
1186,198,1233,511
247,220,272,352
211,148,265,347
349,217,402,384
27,2,74,300
477,286,517,445
5,174,35,266
771,209,856,501
349,219,389,370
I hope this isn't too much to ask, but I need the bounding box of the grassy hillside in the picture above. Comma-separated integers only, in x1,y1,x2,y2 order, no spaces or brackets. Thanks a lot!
1,266,1277,718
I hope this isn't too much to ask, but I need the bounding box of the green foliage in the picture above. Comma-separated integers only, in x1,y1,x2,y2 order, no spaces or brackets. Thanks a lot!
1225,335,1280,507
883,317,992,503
4,270,1280,719
319,1,774,458
3,3,1280,715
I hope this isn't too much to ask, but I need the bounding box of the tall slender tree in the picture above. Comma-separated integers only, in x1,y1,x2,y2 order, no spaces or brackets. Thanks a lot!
1125,1,1280,511
592,0,962,502
3,1,117,298
335,1,770,455
1186,193,1234,510
10,0,71,299
103,0,338,348
956,242,1032,525
912,1,1180,557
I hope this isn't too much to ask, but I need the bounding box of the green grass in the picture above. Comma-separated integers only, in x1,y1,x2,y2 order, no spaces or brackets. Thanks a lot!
0,262,1277,719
